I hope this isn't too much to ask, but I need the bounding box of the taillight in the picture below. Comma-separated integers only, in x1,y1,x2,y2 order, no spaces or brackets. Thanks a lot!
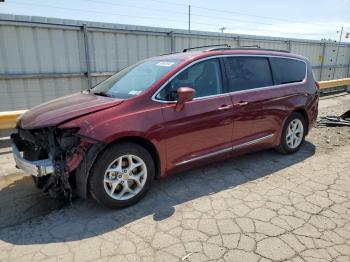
315,81,320,89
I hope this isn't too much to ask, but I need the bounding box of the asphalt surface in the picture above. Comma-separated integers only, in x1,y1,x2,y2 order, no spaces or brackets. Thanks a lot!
0,94,349,262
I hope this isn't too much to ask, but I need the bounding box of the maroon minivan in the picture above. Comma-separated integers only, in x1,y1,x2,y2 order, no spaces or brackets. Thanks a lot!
12,45,319,208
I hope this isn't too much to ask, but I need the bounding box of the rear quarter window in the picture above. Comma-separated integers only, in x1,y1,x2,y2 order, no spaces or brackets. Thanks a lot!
269,57,306,85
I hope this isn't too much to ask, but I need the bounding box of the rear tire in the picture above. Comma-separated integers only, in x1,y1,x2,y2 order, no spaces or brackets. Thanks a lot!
89,142,155,209
276,112,306,154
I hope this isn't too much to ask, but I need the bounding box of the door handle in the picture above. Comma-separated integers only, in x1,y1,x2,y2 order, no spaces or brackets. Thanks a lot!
233,101,249,107
217,105,233,111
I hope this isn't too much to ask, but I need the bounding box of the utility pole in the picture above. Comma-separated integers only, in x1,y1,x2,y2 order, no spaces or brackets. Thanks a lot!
333,26,343,79
188,5,191,33
187,5,191,49
219,27,226,33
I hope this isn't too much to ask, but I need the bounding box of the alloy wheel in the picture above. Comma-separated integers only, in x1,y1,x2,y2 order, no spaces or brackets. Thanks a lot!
103,154,147,200
286,119,304,149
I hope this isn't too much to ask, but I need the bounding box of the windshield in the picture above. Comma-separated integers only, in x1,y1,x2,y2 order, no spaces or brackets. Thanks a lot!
92,59,181,98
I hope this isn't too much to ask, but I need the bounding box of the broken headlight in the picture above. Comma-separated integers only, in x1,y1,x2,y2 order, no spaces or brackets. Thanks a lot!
56,128,81,152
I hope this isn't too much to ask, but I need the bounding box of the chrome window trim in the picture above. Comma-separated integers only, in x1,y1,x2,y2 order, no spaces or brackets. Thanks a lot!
175,133,274,166
151,54,308,104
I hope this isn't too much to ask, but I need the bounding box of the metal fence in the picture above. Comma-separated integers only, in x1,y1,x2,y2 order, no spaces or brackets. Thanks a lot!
1,14,350,111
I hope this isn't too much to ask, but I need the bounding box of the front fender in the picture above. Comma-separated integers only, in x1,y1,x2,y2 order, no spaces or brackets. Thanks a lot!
59,102,167,178
74,142,107,199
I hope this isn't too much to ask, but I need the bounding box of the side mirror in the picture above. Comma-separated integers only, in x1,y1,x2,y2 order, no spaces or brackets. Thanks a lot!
175,87,196,112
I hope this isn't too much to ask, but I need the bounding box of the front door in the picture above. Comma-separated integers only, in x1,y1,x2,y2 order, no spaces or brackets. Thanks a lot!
154,58,234,171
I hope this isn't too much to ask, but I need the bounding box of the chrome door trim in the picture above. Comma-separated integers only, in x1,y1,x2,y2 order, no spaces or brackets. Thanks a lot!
151,54,308,104
175,133,275,166
175,147,232,166
232,133,275,150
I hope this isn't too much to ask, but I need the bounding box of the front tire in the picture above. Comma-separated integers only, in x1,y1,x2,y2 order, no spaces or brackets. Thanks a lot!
276,112,306,154
89,142,155,209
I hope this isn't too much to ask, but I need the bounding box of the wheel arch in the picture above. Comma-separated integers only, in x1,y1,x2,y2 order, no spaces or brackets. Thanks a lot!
293,107,309,135
109,136,161,179
275,107,309,147
75,135,161,199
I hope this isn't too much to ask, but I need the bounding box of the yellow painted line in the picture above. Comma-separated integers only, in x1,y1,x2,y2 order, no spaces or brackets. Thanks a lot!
318,78,350,89
0,110,27,130
0,78,349,130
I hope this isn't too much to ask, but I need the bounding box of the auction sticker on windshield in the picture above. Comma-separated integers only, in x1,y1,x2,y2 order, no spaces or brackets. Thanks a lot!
156,61,175,67
128,90,143,95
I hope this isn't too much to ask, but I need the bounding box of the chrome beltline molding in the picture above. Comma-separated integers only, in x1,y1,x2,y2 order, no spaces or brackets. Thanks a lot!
175,133,275,166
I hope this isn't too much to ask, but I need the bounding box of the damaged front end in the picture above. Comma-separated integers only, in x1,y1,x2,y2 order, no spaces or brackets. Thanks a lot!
11,127,91,200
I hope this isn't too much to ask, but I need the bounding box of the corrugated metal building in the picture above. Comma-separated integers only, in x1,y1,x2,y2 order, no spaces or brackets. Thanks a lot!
0,14,349,111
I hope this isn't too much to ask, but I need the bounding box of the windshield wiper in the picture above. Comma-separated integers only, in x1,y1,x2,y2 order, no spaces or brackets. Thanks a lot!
93,91,111,97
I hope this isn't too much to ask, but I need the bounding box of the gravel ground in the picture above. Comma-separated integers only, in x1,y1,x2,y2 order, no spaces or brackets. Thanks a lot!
309,94,350,152
0,93,349,262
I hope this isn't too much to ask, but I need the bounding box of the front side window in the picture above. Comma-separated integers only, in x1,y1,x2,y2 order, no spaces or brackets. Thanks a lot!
156,58,223,101
269,57,306,85
225,56,273,92
92,59,181,98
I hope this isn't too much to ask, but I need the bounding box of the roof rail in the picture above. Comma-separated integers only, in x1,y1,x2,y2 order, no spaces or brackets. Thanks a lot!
183,44,231,52
182,44,290,53
159,51,178,56
208,46,290,53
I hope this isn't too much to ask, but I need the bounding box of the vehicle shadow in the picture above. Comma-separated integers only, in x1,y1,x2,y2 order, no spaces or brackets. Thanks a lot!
0,141,315,245
0,174,65,229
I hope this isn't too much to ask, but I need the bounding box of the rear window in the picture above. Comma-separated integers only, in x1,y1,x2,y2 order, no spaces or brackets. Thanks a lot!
269,57,306,85
225,57,273,91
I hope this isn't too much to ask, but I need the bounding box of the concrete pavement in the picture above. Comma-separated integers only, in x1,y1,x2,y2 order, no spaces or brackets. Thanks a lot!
0,94,349,262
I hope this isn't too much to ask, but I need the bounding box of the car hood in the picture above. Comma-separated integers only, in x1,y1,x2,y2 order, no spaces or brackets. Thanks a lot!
18,92,124,129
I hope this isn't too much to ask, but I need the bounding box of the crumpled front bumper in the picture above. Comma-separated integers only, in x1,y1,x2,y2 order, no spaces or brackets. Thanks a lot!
12,143,53,177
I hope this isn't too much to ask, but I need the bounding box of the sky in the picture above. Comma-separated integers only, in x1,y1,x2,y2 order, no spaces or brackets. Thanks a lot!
1,0,350,42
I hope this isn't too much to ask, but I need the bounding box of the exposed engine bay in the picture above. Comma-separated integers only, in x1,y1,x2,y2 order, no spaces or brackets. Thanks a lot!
11,127,85,200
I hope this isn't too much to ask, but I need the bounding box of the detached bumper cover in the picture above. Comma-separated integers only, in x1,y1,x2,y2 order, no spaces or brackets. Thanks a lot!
12,143,53,177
